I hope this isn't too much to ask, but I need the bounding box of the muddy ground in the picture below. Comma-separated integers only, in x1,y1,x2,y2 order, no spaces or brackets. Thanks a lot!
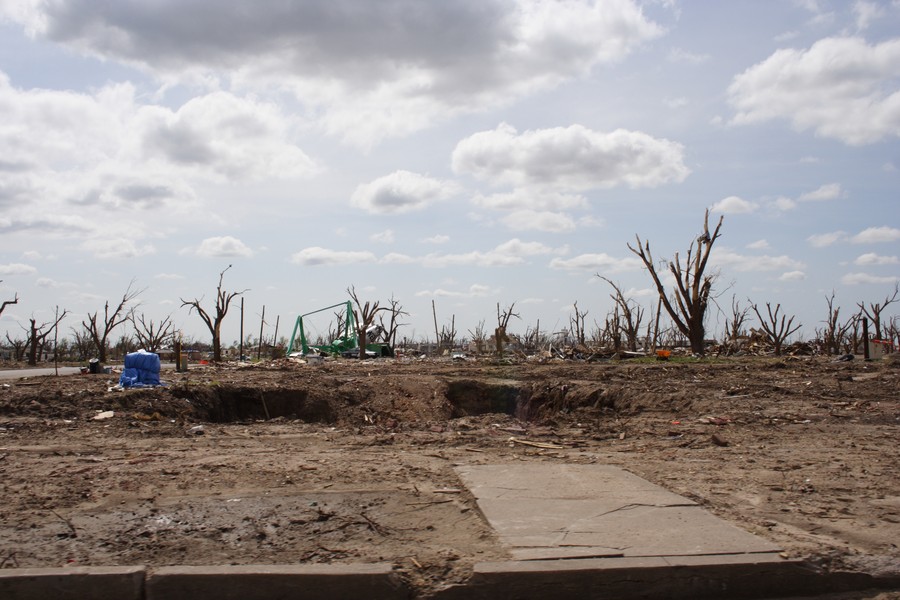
0,355,898,597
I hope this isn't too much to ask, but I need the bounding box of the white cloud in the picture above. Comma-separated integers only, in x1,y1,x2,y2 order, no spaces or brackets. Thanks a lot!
667,48,710,64
779,270,807,281
807,231,846,247
196,236,253,258
713,249,805,272
420,234,450,245
798,182,842,202
549,253,641,273
853,0,885,31
415,284,496,298
381,252,415,264
6,1,662,146
501,210,576,233
452,123,689,190
472,189,588,212
710,195,757,214
370,230,395,244
289,247,378,267
728,37,900,145
854,253,900,266
0,263,36,275
746,239,771,250
81,237,156,259
351,171,458,214
851,226,900,244
841,272,900,285
773,196,797,211
422,238,561,268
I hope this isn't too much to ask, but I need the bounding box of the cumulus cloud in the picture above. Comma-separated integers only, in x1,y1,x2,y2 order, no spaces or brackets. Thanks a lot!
798,182,843,202
452,123,689,190
549,253,642,273
196,236,253,258
841,272,900,285
667,48,710,64
370,230,395,244
422,238,562,268
854,253,900,266
5,0,662,146
747,239,771,250
0,263,36,275
501,210,576,233
779,270,807,281
420,235,450,244
351,171,458,214
472,189,588,212
710,195,757,214
713,249,805,272
289,247,378,267
81,237,156,259
807,231,846,247
851,226,900,244
415,284,495,298
728,37,900,145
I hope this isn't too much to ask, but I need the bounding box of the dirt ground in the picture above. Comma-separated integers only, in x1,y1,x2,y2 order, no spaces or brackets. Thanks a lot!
1,355,898,598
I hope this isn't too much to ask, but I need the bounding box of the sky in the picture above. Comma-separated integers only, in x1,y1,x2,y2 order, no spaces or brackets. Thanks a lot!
0,0,898,349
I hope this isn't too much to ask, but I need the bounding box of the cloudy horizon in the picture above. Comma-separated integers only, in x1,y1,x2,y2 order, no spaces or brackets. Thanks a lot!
1,0,898,349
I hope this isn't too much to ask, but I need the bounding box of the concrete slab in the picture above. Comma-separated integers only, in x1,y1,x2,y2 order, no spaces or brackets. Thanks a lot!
455,463,782,561
0,566,145,600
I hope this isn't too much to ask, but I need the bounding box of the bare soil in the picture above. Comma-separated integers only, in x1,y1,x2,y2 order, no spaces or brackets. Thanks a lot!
1,356,898,597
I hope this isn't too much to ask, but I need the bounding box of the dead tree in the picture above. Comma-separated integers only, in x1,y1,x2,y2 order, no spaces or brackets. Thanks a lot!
0,282,18,318
348,286,386,359
439,316,457,352
725,295,751,342
605,308,622,352
821,292,856,356
495,302,520,358
181,265,247,362
599,278,644,351
628,210,723,355
857,283,899,340
4,333,27,362
751,302,801,356
468,320,488,354
82,280,144,362
569,302,588,345
27,311,68,365
131,313,174,352
377,295,409,348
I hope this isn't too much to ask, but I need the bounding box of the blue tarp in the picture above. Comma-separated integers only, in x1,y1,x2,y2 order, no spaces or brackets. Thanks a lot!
119,350,162,388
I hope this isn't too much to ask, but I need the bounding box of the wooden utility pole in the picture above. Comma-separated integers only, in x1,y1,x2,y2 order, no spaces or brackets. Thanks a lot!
257,305,266,360
239,297,244,361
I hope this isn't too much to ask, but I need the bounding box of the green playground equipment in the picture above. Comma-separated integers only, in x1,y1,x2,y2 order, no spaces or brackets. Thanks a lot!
286,301,357,356
286,300,394,358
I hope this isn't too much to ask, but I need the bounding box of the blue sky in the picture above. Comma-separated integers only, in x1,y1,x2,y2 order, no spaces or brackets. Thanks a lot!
0,0,898,348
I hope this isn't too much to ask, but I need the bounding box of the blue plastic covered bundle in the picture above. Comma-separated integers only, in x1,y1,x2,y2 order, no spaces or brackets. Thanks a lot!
119,350,162,388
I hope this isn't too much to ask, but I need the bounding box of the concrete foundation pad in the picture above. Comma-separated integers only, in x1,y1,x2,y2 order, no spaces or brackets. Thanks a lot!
0,566,145,600
456,463,782,560
145,563,406,600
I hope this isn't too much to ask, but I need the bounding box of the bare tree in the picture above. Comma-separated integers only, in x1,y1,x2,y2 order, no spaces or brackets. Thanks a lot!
751,302,802,356
725,295,751,342
131,313,175,352
27,311,68,365
857,283,899,340
377,295,409,348
569,301,588,345
181,266,247,362
468,320,488,354
628,210,724,355
495,302,520,358
82,280,144,362
439,316,457,352
0,281,18,318
599,277,645,351
70,328,97,361
5,332,27,362
347,286,386,359
821,292,856,356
